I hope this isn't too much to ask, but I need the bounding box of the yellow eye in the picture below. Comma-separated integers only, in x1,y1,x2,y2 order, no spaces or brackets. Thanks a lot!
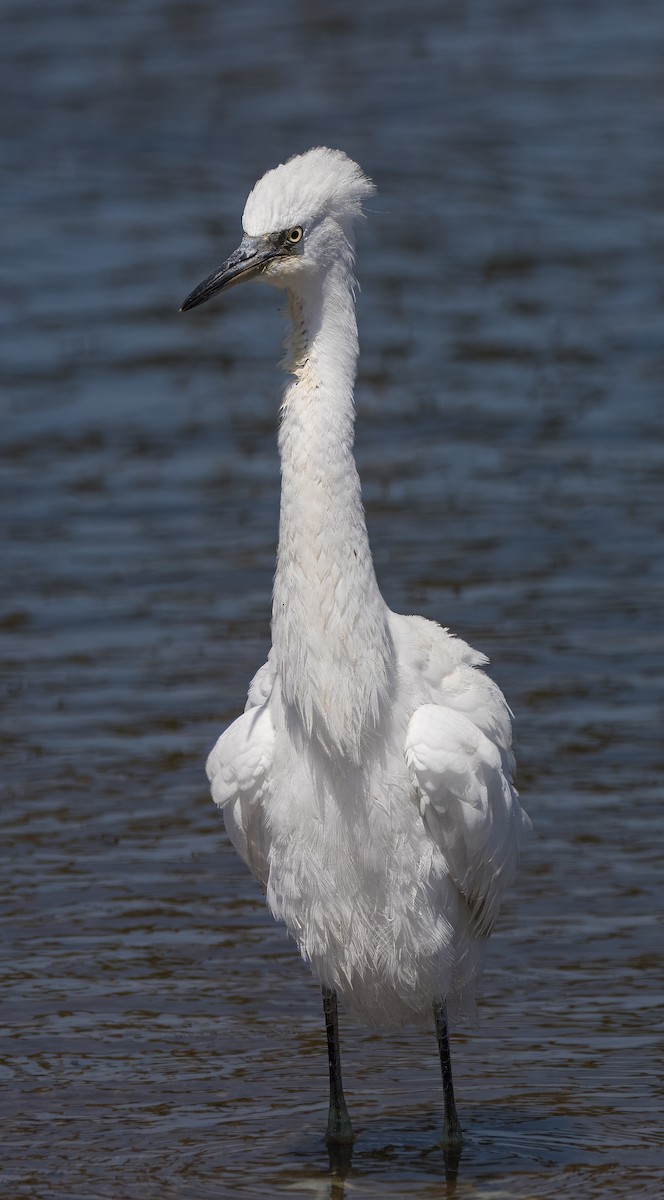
288,226,303,244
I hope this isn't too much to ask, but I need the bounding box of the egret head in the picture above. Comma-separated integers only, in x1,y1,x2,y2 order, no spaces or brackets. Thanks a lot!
181,147,374,311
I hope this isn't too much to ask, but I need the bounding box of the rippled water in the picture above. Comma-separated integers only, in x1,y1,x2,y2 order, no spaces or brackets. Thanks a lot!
2,1,663,1196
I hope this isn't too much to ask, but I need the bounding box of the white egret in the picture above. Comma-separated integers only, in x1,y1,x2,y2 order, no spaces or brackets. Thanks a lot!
181,148,529,1149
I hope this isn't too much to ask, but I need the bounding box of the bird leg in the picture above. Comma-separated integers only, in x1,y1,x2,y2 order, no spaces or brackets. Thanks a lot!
322,986,354,1145
433,999,463,1148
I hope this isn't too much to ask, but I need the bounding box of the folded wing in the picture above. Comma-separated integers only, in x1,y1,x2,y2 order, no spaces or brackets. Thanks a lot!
207,703,275,883
405,703,526,936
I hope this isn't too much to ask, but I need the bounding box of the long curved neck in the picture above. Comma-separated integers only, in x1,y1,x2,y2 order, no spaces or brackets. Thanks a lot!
272,254,394,762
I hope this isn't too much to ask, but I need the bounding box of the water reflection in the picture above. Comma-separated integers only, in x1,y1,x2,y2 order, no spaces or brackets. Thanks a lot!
325,1138,462,1199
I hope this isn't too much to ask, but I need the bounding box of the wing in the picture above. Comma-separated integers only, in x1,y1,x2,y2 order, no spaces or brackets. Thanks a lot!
206,702,275,883
405,703,527,936
244,652,275,711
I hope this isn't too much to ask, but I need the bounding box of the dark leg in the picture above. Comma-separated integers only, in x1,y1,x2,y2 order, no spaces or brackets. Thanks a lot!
322,986,354,1145
433,999,463,1148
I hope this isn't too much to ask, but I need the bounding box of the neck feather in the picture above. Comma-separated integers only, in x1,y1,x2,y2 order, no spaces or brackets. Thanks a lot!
272,255,393,762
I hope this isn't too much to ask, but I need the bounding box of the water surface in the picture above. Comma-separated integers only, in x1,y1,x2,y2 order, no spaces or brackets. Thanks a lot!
1,1,662,1196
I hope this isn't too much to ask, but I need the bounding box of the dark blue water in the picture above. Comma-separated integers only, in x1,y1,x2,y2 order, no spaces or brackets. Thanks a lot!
2,1,662,1197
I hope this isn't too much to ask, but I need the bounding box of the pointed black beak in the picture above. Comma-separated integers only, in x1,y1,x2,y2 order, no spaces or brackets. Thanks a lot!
180,234,283,312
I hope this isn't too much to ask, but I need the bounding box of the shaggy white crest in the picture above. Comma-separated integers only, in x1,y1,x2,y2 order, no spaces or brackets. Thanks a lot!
182,147,529,1149
242,146,375,237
